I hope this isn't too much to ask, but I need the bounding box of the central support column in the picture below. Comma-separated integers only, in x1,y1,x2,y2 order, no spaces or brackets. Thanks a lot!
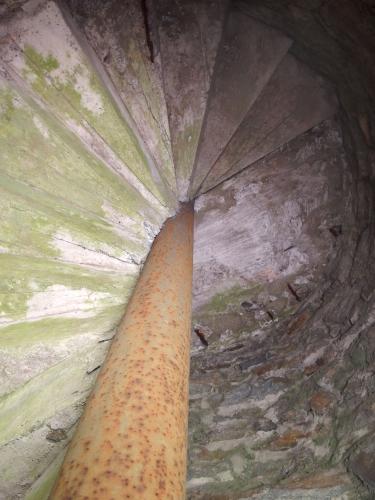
51,203,194,499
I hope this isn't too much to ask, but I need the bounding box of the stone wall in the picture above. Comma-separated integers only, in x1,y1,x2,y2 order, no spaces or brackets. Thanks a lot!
188,1,375,497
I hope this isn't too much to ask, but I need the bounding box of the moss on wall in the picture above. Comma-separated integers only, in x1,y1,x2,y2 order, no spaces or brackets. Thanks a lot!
25,451,65,500
21,41,173,207
0,4,175,497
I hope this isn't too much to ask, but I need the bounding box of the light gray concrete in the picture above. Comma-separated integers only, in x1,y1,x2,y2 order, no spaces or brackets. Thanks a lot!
65,0,177,197
188,9,291,197
201,54,338,193
157,0,228,200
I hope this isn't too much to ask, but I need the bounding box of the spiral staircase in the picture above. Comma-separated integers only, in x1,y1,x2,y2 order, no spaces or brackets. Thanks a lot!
1,0,375,498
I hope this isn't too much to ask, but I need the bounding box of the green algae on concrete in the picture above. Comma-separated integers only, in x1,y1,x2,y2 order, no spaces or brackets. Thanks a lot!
0,306,125,350
0,40,162,495
112,35,176,192
0,174,149,263
23,45,59,73
0,83,165,230
0,253,136,323
0,343,106,446
74,1,177,193
0,4,178,498
0,254,136,294
174,122,203,199
199,284,262,315
21,39,174,208
25,450,65,500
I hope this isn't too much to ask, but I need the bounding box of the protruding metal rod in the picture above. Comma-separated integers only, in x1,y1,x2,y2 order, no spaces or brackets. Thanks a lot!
50,203,194,499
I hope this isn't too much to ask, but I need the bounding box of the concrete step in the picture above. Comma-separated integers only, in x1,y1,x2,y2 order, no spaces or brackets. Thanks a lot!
0,3,173,493
200,54,338,193
64,0,177,196
0,74,165,263
157,0,228,200
188,9,291,197
0,0,176,211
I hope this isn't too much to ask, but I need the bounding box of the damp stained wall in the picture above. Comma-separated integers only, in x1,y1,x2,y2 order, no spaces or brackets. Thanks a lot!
0,2,176,498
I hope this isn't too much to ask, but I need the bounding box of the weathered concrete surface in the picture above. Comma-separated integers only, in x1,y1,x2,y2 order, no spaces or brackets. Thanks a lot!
193,119,345,315
0,0,375,498
0,74,157,497
157,0,228,200
200,54,338,193
0,0,176,210
65,0,177,195
188,8,291,197
0,4,173,498
0,77,162,257
51,204,194,499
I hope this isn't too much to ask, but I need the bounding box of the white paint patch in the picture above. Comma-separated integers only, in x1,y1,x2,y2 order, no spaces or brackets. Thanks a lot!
73,71,104,115
206,437,246,452
230,454,246,475
216,470,234,482
101,201,150,244
187,477,214,488
32,115,49,138
53,231,139,272
26,284,118,321
218,391,283,417
303,346,327,367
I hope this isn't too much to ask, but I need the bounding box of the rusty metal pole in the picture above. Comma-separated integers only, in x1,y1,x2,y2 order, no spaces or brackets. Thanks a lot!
50,203,194,500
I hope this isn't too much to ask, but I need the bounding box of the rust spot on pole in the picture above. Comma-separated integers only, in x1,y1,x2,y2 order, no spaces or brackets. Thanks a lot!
50,202,194,499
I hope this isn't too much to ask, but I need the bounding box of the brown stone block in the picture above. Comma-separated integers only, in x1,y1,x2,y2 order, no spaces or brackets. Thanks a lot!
309,390,335,414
